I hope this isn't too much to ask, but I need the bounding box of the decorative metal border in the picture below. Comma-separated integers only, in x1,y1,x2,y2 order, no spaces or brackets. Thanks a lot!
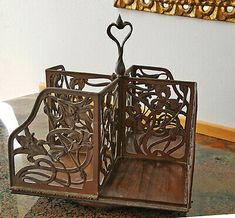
114,0,235,23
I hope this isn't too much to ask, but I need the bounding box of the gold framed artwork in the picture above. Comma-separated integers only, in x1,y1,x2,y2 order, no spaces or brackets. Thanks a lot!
114,0,235,23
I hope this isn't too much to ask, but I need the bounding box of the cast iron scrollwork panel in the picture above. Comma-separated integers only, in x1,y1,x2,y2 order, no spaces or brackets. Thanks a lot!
44,94,93,132
125,79,191,161
99,84,119,186
10,89,95,191
46,65,113,91
128,65,174,80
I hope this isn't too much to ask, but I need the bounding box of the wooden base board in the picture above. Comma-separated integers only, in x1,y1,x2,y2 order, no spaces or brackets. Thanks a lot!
196,120,235,143
101,158,187,206
38,83,235,142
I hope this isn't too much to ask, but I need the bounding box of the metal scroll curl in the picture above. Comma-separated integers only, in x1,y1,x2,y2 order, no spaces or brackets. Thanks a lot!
9,89,95,190
114,0,235,23
125,80,190,161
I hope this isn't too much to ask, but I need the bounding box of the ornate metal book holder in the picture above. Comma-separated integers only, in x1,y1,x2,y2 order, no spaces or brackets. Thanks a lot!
8,16,197,212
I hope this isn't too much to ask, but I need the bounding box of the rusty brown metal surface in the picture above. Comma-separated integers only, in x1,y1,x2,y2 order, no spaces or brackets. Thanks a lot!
7,16,197,212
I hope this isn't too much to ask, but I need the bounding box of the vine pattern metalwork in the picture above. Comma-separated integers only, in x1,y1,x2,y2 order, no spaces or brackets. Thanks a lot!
100,84,119,185
125,80,190,161
8,16,198,211
12,91,94,189
128,65,174,80
46,65,113,91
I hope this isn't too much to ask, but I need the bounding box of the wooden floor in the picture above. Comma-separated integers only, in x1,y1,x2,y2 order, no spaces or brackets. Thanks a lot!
101,158,187,206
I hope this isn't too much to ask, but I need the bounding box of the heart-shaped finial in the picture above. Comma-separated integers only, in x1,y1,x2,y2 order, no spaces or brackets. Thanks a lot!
107,15,133,76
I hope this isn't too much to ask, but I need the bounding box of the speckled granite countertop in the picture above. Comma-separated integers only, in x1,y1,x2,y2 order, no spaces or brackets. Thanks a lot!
0,94,235,217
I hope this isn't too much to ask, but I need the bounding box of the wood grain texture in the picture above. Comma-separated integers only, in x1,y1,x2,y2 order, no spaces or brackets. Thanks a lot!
196,120,235,143
180,116,235,143
101,158,187,205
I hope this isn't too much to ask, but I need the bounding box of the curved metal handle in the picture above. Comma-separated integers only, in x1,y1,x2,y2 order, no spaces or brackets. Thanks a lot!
107,15,133,76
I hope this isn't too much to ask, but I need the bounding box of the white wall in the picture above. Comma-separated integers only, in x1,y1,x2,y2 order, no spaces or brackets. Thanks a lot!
0,0,235,127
